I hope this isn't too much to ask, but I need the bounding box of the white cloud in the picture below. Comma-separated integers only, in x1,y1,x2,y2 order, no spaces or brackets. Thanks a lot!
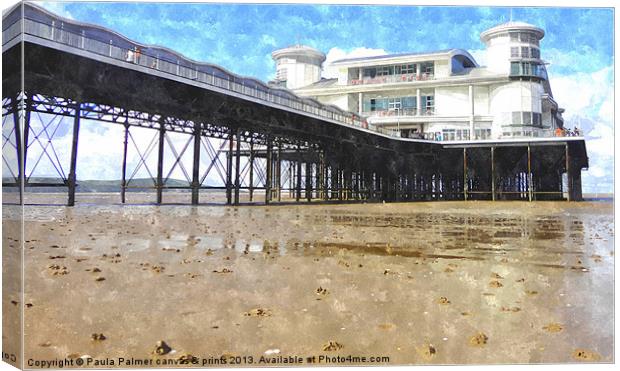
548,65,614,193
322,47,388,79
548,66,613,125
38,2,74,20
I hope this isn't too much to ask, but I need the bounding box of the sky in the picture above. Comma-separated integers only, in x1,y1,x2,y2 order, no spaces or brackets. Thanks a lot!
3,0,615,193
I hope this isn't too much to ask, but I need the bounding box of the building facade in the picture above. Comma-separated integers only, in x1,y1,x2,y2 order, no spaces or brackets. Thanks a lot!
271,21,565,141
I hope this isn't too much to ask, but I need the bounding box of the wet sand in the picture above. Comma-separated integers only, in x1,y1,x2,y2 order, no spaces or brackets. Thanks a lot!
3,193,614,365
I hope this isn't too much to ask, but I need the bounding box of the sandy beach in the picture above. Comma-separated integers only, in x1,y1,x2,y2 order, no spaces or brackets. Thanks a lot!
2,193,614,366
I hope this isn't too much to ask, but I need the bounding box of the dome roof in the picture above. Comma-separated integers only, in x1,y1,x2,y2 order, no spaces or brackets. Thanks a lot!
271,44,326,63
480,21,544,42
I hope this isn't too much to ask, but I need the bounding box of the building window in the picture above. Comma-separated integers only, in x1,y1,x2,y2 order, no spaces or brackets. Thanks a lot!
510,111,543,127
376,66,392,76
398,63,416,74
363,68,377,78
402,96,416,109
442,129,456,141
510,32,519,41
522,111,532,125
420,62,434,75
521,46,530,58
422,95,434,114
511,47,519,57
388,97,402,112
531,48,540,59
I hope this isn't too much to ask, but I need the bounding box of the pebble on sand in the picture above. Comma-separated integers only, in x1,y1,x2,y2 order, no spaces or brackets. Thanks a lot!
542,323,563,333
489,280,503,288
437,297,451,305
91,333,106,341
572,348,600,361
469,332,489,347
322,341,343,351
316,286,329,295
244,308,271,317
153,340,173,355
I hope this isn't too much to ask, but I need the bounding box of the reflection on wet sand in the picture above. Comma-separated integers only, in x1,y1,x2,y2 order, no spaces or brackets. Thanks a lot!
5,193,614,365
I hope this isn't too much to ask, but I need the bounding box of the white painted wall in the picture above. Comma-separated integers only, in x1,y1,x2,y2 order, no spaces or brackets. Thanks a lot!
277,60,322,89
435,86,469,116
474,85,490,115
316,94,351,111
485,35,511,74
434,59,450,78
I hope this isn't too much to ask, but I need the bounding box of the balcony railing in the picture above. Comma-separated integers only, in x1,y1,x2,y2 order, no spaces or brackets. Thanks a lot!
350,73,434,85
363,107,435,118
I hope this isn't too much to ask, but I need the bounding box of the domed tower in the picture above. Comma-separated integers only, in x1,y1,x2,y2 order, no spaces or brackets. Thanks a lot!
481,22,550,138
480,21,544,75
271,45,326,89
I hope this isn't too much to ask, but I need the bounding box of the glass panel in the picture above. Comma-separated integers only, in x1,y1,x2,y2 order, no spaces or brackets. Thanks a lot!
511,47,519,57
510,62,520,75
421,62,434,75
522,112,532,125
521,46,530,58
363,68,376,78
401,96,416,108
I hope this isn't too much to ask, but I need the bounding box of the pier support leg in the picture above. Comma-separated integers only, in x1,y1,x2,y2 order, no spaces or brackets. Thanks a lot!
249,140,254,202
277,143,282,202
265,138,272,204
491,146,496,201
565,143,572,201
67,102,81,206
121,121,129,204
527,145,532,202
191,122,201,205
234,130,241,205
226,132,233,205
306,161,312,202
463,148,468,201
156,123,165,205
296,150,302,202
11,98,23,204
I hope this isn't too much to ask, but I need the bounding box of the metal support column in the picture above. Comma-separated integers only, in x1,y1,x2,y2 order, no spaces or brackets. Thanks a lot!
463,148,468,201
324,164,330,201
11,97,23,203
226,131,233,205
306,161,312,202
265,137,272,204
527,145,532,202
67,102,81,206
156,122,165,205
120,120,129,203
296,150,302,202
234,130,241,205
277,142,282,202
248,139,254,202
491,146,496,201
565,143,572,201
191,121,201,205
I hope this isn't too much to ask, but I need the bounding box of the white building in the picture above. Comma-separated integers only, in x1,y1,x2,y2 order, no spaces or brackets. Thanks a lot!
271,21,565,141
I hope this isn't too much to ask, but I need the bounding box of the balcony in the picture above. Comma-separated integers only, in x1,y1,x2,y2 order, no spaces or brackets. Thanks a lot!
363,107,435,118
350,73,434,86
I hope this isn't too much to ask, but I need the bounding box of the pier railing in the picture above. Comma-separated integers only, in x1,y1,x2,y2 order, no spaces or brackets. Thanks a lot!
4,13,372,131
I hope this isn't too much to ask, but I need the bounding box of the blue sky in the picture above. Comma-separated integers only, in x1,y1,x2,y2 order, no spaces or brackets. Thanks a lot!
15,1,616,193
